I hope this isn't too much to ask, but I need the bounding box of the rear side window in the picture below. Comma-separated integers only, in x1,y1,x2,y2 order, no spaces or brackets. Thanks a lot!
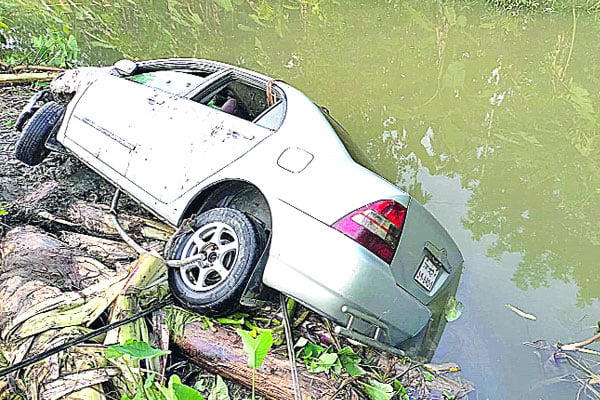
196,77,285,130
199,80,271,121
254,100,285,130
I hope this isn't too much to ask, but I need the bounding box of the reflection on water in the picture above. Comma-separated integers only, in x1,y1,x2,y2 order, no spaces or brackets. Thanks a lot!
3,1,600,398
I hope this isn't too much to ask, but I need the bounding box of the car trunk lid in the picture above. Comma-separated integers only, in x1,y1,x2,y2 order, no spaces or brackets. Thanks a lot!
389,198,463,305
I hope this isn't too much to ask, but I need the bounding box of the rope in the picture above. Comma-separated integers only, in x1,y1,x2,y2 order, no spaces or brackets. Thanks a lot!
266,79,276,107
110,188,147,255
0,297,174,378
280,294,303,400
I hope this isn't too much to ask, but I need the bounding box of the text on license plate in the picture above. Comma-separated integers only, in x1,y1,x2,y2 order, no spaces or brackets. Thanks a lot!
414,256,440,291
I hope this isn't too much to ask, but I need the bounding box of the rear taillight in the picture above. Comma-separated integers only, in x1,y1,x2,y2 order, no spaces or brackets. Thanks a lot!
332,200,407,264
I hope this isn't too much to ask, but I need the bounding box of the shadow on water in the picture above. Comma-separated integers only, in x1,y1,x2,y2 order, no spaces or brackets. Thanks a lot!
2,1,600,398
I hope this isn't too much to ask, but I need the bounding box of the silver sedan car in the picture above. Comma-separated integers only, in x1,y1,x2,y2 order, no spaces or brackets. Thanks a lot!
14,58,463,353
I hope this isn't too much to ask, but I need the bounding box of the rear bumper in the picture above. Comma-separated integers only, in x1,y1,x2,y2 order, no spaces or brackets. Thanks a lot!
263,200,431,347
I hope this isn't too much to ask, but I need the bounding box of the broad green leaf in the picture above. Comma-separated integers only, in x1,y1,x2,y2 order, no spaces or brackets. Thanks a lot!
144,373,156,389
423,370,434,382
104,346,124,359
216,312,248,325
236,329,273,369
294,337,308,349
361,380,394,400
444,296,464,322
301,342,324,360
393,380,408,400
208,375,230,400
105,339,170,360
213,0,233,12
173,382,206,400
308,352,338,373
0,203,7,216
0,22,8,30
338,346,365,376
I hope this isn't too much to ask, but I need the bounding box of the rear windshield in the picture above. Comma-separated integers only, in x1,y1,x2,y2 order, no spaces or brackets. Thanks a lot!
320,108,375,170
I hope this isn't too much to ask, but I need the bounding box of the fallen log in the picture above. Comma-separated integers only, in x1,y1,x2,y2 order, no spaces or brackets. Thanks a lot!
0,72,59,85
59,231,138,265
173,321,338,400
0,225,115,294
66,200,174,242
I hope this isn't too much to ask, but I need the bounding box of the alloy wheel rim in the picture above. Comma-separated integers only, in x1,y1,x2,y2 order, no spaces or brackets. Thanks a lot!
179,221,240,292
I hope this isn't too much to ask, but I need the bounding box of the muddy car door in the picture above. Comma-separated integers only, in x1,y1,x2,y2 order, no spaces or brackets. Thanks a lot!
123,73,276,204
61,73,171,175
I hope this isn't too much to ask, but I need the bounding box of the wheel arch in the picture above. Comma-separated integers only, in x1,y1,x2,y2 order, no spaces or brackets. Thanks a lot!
180,179,272,233
178,179,276,306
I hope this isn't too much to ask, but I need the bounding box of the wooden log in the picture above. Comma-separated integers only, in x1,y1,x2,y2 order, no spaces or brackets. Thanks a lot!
0,72,59,85
59,231,138,264
66,200,174,241
11,65,64,73
173,321,338,400
0,225,115,294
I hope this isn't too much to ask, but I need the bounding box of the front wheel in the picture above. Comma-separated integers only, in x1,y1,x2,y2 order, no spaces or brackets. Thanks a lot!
167,208,262,316
14,101,65,166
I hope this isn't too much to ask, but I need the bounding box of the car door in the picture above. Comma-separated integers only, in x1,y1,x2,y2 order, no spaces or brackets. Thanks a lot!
123,76,275,204
63,73,170,175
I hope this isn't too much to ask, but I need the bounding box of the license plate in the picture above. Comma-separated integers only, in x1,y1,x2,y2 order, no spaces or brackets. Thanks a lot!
414,256,440,291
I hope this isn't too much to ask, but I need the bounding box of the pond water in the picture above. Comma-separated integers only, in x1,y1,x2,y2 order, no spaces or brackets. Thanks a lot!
3,1,600,398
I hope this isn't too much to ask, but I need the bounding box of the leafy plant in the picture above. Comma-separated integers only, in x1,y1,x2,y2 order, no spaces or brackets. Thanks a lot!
297,341,338,374
208,375,230,400
105,339,170,360
308,351,340,374
337,346,365,377
0,203,7,216
360,379,395,400
444,296,464,322
296,341,365,376
393,380,409,400
236,328,273,400
422,370,435,382
31,28,79,68
105,339,206,400
216,312,249,325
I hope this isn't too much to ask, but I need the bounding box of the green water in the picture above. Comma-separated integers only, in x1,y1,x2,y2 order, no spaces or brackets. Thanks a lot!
3,1,600,398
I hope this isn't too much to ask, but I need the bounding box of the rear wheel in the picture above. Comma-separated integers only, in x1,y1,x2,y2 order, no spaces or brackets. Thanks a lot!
14,101,64,166
167,208,262,316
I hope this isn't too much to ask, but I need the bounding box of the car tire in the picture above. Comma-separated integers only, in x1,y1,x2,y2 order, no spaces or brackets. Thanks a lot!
14,101,64,166
168,207,262,316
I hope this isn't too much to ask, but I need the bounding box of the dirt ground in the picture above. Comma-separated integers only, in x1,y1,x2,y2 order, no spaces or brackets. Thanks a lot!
0,84,141,234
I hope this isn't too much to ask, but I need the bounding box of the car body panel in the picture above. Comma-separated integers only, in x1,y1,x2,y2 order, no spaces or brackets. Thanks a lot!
38,58,464,349
263,198,432,345
392,199,464,304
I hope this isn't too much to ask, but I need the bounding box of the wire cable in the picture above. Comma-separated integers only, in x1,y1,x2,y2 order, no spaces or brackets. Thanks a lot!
0,297,174,378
